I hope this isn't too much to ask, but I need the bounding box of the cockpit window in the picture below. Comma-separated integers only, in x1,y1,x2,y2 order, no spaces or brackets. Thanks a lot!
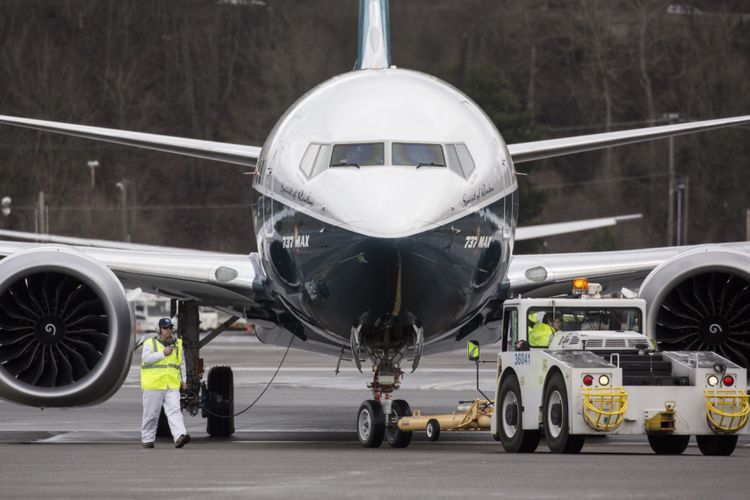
300,144,321,178
455,144,475,178
392,143,445,167
445,143,475,179
330,143,384,167
300,143,331,179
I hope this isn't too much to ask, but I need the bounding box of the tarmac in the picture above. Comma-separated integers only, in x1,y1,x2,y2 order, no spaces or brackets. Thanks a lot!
1,333,748,499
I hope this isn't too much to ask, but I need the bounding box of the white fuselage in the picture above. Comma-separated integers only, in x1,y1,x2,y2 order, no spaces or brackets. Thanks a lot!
251,68,519,354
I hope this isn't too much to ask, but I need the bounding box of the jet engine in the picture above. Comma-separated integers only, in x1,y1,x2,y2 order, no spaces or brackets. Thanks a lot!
0,247,133,406
639,247,750,368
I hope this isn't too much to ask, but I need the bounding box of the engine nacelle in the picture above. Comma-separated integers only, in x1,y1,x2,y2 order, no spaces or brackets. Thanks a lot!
0,247,133,406
639,247,750,369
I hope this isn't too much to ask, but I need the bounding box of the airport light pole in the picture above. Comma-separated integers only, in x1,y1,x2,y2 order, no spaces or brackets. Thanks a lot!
87,160,99,234
35,191,48,234
675,176,686,246
116,180,129,242
682,175,690,245
664,112,680,246
87,160,99,189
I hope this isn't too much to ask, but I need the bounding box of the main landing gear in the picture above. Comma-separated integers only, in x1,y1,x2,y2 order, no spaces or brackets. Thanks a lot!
173,301,239,437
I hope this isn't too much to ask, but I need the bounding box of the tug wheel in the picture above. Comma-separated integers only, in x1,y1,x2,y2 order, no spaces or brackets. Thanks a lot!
543,372,584,453
499,374,540,453
647,434,690,455
697,435,737,456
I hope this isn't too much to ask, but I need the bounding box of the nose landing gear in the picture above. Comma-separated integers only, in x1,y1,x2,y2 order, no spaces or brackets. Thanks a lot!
356,363,414,448
357,398,414,448
352,307,422,448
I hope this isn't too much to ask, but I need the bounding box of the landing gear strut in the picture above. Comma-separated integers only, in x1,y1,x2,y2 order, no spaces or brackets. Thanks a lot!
179,302,203,417
176,301,238,437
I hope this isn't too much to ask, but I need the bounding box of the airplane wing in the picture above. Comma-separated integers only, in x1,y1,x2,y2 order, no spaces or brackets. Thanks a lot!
0,115,262,167
507,242,750,296
0,240,270,310
515,214,641,241
507,115,750,164
0,229,218,253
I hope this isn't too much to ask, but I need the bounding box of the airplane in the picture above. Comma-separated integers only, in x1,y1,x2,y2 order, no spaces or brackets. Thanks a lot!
0,0,749,448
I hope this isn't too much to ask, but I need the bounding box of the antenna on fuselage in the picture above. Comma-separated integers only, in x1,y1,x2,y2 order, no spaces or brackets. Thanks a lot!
354,0,391,70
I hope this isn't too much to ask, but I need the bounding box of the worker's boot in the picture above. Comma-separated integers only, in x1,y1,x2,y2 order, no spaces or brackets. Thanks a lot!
175,434,191,448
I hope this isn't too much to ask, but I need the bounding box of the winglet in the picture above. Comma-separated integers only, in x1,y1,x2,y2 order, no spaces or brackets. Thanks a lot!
354,0,391,70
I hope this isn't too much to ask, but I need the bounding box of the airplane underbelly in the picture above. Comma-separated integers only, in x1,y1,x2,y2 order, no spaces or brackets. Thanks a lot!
257,193,515,345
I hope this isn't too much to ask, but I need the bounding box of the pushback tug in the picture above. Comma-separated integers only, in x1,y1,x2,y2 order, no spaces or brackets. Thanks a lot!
396,280,748,455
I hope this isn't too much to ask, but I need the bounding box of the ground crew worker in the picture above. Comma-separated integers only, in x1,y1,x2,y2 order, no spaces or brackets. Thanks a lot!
141,317,190,448
528,313,561,348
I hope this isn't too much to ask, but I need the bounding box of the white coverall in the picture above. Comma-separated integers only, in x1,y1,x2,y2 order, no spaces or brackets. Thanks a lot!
141,337,187,444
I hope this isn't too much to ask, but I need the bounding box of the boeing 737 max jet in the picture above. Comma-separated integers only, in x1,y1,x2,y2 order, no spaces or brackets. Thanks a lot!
0,0,749,447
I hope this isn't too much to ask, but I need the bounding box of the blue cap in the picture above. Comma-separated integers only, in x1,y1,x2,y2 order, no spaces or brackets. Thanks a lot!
158,318,174,329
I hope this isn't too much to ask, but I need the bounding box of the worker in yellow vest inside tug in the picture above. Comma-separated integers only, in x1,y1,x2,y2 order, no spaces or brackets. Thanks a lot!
528,313,561,348
141,317,190,449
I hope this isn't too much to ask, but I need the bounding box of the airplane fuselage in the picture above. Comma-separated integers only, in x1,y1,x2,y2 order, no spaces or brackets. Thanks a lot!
253,68,518,354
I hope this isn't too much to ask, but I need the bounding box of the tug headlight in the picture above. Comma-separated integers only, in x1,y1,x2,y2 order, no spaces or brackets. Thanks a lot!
598,374,610,386
707,374,719,387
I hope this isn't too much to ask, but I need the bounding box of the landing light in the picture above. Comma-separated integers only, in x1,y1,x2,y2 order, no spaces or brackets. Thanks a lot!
598,374,610,386
707,374,719,387
723,375,735,387
582,374,593,386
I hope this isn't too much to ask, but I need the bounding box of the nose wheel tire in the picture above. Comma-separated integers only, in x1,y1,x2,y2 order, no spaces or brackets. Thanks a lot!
426,419,441,441
543,372,584,454
696,434,738,456
498,374,540,453
385,399,413,448
357,400,385,448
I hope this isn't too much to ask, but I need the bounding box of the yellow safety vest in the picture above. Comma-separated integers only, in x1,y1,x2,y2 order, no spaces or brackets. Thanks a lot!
528,323,554,348
141,337,183,390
